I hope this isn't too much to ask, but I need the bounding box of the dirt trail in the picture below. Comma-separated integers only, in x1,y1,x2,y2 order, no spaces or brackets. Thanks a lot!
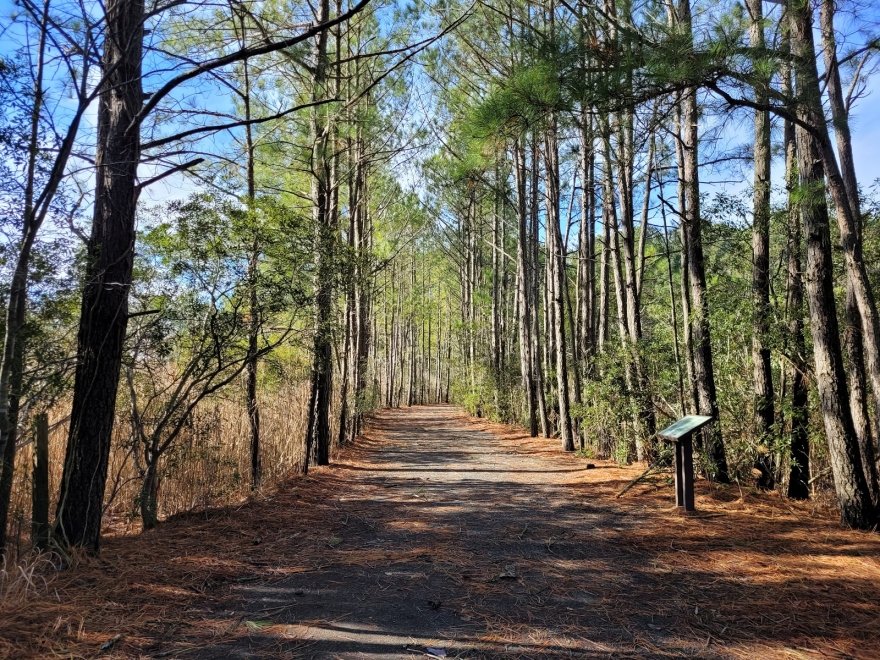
220,405,640,659
6,405,880,659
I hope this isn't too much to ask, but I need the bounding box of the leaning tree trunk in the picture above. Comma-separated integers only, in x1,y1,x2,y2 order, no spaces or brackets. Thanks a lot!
788,0,875,528
820,0,880,502
55,0,144,551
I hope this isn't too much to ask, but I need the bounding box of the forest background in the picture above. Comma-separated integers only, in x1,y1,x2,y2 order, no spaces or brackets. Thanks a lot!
1,0,880,565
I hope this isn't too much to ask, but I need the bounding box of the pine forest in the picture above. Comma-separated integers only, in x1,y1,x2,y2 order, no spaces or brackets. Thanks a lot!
1,0,880,656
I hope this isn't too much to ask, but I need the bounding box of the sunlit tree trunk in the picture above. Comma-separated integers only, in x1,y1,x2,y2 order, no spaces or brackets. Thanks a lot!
747,0,775,489
788,0,875,527
820,0,880,502
676,0,729,482
781,54,809,499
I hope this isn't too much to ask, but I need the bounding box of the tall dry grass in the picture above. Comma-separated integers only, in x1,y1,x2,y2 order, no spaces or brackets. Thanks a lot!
5,377,341,556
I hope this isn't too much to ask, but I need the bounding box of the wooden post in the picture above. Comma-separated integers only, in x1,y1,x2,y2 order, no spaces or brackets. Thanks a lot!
660,415,711,513
32,413,49,550
679,434,695,511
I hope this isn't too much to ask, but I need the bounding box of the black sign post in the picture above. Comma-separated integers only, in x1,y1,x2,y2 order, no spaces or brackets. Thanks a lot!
658,415,713,512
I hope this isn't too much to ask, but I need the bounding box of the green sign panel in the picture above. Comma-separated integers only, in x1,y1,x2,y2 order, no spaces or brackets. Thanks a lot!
658,415,713,441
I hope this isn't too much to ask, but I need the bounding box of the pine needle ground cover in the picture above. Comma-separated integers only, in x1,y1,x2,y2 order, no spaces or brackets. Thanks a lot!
2,406,878,659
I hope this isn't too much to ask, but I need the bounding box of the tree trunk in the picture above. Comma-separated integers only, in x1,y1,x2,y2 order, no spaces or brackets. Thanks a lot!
819,0,880,502
748,0,775,489
514,140,539,435
788,0,875,527
577,111,596,378
0,297,24,555
780,33,810,500
0,0,50,556
303,0,333,471
55,0,144,551
238,34,262,490
545,121,575,451
677,0,728,481
530,137,550,437
140,457,160,531
598,207,610,353
657,169,686,414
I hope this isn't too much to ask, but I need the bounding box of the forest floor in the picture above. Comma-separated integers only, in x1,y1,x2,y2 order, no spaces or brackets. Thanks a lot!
3,405,880,659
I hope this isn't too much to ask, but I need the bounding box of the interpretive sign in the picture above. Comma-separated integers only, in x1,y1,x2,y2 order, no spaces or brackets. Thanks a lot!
658,415,713,441
658,415,713,512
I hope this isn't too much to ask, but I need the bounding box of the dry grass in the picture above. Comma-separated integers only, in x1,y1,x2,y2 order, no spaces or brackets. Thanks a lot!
5,380,323,552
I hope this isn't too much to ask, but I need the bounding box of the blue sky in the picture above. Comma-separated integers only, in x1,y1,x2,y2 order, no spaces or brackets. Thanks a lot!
2,0,880,214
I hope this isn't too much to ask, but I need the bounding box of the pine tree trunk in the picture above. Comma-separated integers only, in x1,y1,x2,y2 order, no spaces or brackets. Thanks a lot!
788,0,875,527
748,0,775,489
0,293,24,554
55,0,144,551
514,140,539,435
304,0,333,470
545,121,574,451
677,0,728,481
820,0,880,502
576,112,596,378
657,172,686,414
530,137,550,437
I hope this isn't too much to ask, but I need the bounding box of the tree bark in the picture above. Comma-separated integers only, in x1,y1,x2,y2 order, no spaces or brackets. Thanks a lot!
677,0,728,481
530,137,550,437
747,0,775,489
545,120,575,451
819,0,880,502
514,140,538,435
303,0,333,471
55,0,144,551
788,0,875,527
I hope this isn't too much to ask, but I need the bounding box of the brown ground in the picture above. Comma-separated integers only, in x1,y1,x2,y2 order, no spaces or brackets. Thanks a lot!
3,405,880,659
